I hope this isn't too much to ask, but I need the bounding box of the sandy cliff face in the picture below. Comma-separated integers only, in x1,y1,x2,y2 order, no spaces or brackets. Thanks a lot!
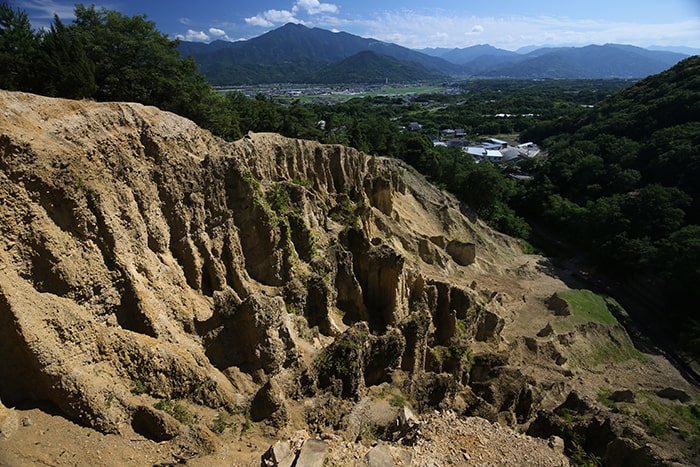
0,91,696,465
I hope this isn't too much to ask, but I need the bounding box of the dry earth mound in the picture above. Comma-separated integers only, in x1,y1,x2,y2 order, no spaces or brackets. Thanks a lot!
0,91,697,466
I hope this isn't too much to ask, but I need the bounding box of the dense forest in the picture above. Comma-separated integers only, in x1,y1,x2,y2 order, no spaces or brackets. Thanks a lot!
2,3,699,359
517,56,700,357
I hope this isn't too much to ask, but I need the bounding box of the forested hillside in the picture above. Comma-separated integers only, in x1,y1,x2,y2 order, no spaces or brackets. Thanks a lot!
306,51,446,83
519,56,700,356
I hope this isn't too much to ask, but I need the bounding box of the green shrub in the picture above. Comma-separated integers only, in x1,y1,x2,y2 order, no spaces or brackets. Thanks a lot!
389,393,406,407
568,435,602,467
292,178,312,188
154,398,194,426
241,417,252,434
211,411,233,434
638,411,671,438
267,184,290,214
131,379,147,395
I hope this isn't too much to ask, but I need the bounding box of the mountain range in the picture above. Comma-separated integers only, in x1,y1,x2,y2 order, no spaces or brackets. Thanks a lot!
178,23,693,85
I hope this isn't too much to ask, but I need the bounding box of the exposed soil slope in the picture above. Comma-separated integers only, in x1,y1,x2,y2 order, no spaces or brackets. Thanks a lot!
0,91,697,466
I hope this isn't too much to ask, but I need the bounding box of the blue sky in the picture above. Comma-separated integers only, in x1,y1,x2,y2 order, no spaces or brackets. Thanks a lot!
12,0,700,50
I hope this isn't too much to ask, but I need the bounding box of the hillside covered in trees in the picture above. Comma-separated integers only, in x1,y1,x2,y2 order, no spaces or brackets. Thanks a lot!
518,56,700,358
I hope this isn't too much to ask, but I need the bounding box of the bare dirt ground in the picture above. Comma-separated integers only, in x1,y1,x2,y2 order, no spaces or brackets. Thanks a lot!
0,404,570,466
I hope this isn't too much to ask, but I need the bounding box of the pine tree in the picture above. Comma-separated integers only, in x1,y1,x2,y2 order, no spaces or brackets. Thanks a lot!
38,15,97,99
0,2,39,90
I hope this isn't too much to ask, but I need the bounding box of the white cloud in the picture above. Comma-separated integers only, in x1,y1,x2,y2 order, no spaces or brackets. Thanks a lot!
342,11,700,50
176,29,210,42
20,0,75,20
208,27,233,41
179,17,192,25
245,15,274,28
18,0,76,29
293,0,339,15
245,9,300,27
266,9,299,23
246,1,339,28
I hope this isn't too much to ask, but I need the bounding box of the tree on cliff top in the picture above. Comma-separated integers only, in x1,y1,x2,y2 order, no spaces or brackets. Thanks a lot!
0,2,38,90
0,2,239,138
69,5,207,107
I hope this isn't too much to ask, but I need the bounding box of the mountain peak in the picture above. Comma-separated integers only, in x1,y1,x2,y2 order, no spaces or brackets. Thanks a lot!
177,23,690,84
278,22,309,30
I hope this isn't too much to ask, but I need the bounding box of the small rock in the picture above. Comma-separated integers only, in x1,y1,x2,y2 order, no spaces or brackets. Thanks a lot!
657,387,691,403
178,424,219,456
395,446,413,466
21,416,33,427
131,405,181,441
537,323,554,338
397,406,418,429
250,378,288,427
363,443,413,467
366,444,394,467
295,439,328,467
548,435,565,454
546,293,571,316
554,353,568,366
320,432,340,441
609,390,635,403
262,440,294,467
0,403,19,440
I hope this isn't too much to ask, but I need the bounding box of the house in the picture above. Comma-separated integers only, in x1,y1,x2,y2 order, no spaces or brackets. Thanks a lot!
447,139,469,148
465,147,486,158
509,173,533,180
517,142,540,157
464,147,503,163
499,147,522,163
408,122,423,131
487,138,508,149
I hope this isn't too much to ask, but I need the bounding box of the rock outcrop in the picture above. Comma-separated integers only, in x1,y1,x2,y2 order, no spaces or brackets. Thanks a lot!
0,91,697,465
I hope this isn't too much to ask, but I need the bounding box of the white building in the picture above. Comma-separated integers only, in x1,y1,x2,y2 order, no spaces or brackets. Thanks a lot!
465,147,503,163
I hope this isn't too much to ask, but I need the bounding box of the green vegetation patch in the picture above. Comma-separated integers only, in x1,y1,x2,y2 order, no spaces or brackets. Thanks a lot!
597,388,615,408
358,85,446,98
635,391,700,451
211,411,234,434
131,379,147,395
553,289,619,331
552,289,646,366
154,398,194,426
266,183,291,215
588,338,644,367
389,393,407,408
